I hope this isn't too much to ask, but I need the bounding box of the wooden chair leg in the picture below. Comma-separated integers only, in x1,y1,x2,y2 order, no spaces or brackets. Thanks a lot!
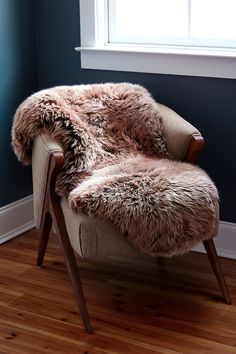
53,220,93,334
203,239,231,304
37,212,52,266
35,152,93,332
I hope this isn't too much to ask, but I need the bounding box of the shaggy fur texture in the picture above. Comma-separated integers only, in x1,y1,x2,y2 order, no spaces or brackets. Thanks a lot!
11,83,219,257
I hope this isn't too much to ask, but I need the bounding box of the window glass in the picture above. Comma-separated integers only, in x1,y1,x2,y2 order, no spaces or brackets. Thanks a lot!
108,0,236,48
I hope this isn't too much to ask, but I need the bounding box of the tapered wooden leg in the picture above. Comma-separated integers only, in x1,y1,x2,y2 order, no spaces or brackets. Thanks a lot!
54,220,93,334
203,239,231,304
37,212,52,266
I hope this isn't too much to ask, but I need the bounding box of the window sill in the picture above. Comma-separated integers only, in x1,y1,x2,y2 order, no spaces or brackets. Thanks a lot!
75,45,236,79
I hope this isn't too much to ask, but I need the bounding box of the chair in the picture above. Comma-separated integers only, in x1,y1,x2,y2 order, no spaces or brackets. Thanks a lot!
32,103,231,334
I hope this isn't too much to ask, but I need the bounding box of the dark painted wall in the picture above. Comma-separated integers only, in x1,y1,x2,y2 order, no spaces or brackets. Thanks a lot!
0,0,38,207
33,0,235,222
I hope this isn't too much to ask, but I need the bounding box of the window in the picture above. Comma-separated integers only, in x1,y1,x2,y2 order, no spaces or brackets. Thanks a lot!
76,0,236,79
108,0,236,49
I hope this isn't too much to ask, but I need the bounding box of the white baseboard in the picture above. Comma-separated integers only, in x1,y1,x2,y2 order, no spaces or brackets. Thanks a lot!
0,195,35,244
193,221,236,259
0,195,235,259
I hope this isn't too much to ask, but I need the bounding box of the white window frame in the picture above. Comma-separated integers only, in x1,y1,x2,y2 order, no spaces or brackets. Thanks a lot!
75,0,236,79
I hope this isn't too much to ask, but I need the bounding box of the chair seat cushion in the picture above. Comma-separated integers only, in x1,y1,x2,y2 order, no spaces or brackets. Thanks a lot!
61,198,142,259
68,156,219,257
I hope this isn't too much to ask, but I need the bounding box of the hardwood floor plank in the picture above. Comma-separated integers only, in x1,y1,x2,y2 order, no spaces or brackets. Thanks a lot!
0,229,236,353
0,320,107,354
0,307,165,354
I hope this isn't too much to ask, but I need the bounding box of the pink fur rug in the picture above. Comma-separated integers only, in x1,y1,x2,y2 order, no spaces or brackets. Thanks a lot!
11,83,218,256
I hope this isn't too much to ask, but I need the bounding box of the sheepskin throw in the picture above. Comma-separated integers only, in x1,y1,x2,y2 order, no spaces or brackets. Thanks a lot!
12,83,219,257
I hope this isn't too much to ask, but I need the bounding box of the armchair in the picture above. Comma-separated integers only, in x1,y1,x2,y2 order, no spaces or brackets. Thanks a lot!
31,103,231,334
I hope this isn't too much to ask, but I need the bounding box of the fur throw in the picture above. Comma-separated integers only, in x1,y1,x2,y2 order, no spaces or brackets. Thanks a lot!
11,83,219,257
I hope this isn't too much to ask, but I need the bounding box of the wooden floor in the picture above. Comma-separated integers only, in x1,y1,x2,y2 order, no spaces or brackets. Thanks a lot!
0,230,236,354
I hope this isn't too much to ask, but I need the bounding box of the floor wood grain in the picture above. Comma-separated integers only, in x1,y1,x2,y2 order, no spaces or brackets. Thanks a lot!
0,229,235,353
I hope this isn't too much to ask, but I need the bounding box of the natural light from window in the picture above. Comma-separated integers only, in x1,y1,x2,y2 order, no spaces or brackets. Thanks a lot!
108,0,236,48
77,0,236,79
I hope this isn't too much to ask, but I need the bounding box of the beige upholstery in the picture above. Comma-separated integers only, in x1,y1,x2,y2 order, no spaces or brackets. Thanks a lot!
32,134,63,228
61,198,142,258
32,104,217,258
159,104,201,160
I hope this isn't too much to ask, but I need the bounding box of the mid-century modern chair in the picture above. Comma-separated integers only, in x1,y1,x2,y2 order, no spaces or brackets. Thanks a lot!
32,103,231,334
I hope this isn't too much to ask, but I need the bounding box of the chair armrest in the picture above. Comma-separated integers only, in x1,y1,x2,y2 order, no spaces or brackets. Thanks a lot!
32,134,63,229
159,104,202,161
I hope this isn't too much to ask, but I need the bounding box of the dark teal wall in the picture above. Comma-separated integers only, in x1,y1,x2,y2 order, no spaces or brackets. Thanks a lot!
0,0,38,207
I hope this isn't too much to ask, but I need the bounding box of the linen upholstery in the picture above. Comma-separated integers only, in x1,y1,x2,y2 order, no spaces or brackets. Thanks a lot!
159,104,201,160
32,134,63,228
61,198,141,258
